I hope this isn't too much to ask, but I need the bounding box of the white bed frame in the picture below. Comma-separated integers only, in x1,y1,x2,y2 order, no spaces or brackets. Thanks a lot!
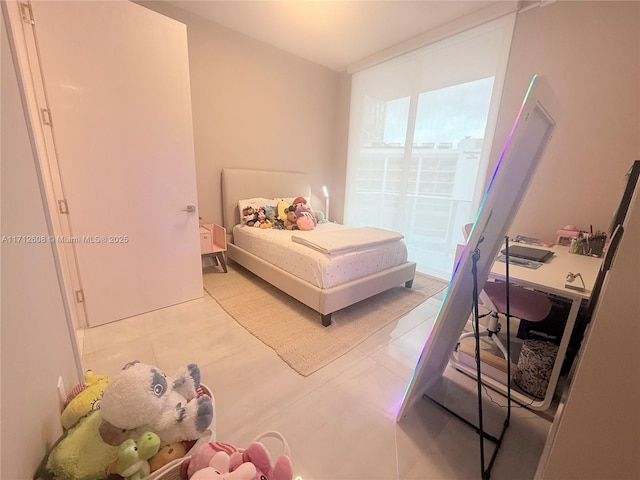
221,168,416,327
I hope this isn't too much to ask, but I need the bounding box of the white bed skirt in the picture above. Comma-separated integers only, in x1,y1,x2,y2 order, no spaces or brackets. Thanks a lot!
227,242,416,318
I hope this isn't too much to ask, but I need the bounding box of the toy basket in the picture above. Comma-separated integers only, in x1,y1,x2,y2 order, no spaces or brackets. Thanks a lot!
153,430,291,480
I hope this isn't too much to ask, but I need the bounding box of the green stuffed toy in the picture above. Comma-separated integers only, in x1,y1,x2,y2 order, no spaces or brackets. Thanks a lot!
34,409,119,480
314,209,329,224
115,432,160,480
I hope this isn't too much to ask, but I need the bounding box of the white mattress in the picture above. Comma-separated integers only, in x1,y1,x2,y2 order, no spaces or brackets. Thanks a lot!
232,223,409,289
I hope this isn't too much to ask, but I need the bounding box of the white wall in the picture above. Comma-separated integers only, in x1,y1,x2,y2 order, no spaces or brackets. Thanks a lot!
493,1,640,241
1,9,81,478
138,2,341,227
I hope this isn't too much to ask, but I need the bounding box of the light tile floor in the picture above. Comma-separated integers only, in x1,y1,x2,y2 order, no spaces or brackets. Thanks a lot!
81,273,552,480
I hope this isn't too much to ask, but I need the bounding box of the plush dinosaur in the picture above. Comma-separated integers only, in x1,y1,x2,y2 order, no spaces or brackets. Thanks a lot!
115,431,161,480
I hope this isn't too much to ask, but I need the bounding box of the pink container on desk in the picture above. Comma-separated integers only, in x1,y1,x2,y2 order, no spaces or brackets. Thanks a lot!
556,225,580,246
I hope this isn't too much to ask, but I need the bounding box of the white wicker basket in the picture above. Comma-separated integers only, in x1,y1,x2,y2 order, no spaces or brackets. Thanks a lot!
153,430,291,480
150,461,184,480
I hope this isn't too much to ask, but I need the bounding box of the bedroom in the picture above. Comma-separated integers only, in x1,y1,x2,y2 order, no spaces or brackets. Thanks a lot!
2,1,639,479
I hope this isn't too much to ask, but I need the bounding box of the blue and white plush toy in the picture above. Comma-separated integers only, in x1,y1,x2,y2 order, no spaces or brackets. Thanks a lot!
99,362,214,447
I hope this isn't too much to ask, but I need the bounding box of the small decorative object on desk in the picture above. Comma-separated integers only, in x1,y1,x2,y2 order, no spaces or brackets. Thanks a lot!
569,230,607,257
555,225,580,246
565,272,585,292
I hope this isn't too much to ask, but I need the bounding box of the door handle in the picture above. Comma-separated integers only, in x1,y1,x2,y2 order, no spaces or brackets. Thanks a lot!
183,205,196,213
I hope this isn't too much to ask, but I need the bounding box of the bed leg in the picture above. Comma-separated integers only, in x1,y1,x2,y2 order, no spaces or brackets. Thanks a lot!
405,280,414,288
321,313,332,327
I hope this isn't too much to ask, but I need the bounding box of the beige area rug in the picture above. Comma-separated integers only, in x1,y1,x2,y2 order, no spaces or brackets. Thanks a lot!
203,264,448,376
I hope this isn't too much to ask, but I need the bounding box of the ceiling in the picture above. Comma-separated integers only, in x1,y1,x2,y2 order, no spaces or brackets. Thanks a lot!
161,1,502,72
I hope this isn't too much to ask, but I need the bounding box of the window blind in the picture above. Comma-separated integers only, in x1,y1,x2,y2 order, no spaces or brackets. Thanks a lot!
344,14,515,279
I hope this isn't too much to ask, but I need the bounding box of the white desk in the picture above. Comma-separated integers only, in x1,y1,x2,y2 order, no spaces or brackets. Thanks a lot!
450,244,603,410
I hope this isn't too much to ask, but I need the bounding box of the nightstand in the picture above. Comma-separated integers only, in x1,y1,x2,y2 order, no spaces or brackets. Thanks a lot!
199,223,227,273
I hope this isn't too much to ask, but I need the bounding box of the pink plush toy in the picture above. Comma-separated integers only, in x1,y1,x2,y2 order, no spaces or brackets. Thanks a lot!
295,215,315,231
183,442,242,479
190,451,255,480
183,438,293,480
294,204,317,231
238,442,293,480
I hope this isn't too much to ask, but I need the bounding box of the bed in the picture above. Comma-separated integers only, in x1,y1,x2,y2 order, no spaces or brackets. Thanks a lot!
221,168,416,327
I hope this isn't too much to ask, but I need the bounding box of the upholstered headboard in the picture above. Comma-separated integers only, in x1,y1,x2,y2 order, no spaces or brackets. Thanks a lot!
221,168,312,235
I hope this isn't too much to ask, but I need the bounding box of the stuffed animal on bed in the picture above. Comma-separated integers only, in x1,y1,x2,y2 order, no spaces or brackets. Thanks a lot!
255,207,273,229
314,210,328,224
293,204,317,231
276,201,290,223
263,205,277,223
284,207,299,230
98,362,214,447
242,207,259,227
289,197,317,231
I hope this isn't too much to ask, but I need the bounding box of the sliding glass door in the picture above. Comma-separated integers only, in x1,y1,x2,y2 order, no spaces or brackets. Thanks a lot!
345,15,515,279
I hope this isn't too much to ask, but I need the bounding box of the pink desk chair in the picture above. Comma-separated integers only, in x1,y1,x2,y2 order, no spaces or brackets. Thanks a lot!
457,223,552,361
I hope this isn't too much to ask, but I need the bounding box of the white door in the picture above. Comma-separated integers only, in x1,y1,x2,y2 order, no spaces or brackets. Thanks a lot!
27,1,202,326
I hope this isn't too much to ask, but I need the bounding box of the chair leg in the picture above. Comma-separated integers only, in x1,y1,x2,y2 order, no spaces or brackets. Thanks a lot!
458,329,491,345
489,331,509,361
457,313,510,361
485,313,509,360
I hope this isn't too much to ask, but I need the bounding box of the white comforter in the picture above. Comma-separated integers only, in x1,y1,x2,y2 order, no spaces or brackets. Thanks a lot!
291,227,403,255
